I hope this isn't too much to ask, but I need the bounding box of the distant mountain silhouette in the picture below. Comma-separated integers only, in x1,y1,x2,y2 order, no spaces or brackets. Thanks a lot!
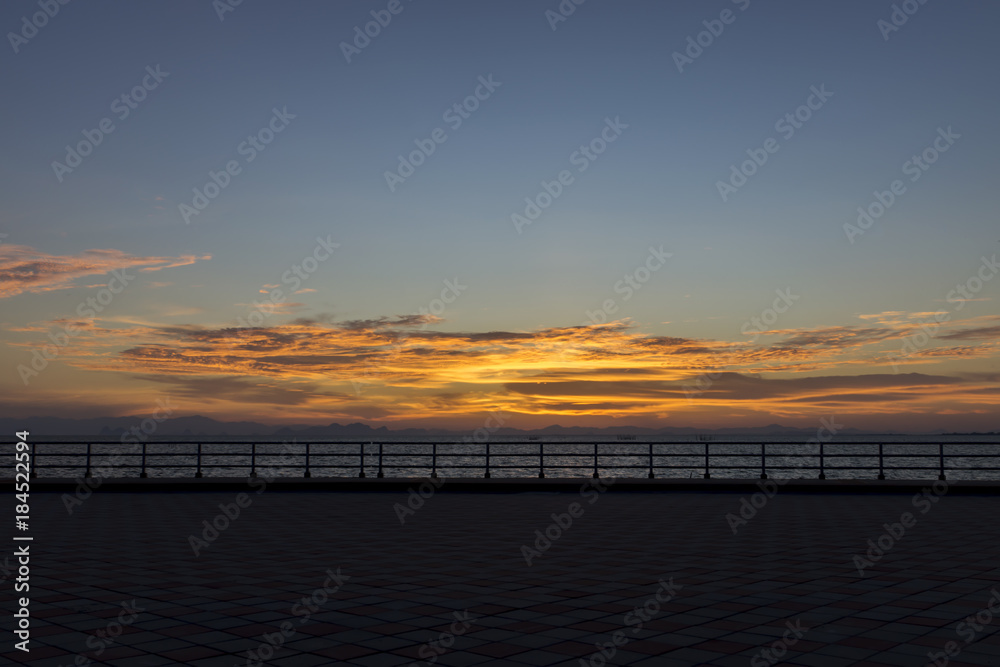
0,414,891,437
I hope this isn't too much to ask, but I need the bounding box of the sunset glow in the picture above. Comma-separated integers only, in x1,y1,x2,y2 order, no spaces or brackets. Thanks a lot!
2,1,998,433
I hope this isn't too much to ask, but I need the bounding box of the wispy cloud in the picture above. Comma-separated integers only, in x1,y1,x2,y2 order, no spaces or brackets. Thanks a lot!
234,301,306,315
0,245,211,299
8,314,994,424
937,325,1000,341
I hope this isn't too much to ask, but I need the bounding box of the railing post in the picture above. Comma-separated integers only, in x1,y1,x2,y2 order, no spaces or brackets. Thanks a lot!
26,437,976,484
818,441,825,480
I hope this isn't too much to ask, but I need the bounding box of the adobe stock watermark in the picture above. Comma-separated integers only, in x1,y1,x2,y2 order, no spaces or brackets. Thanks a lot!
51,65,169,183
62,398,176,515
410,610,476,666
672,0,751,73
351,277,467,394
927,588,1000,667
579,578,682,667
853,478,948,577
877,0,931,41
844,126,960,244
511,116,628,234
179,106,296,224
716,84,833,202
887,311,948,373
583,246,673,325
808,416,844,479
724,477,791,535
725,419,841,534
385,75,501,192
188,486,263,557
944,254,999,310
460,409,508,447
219,236,337,372
683,287,800,399
887,253,997,371
186,454,299,557
241,567,351,667
392,410,508,523
750,618,809,667
76,600,146,665
545,0,588,31
231,235,339,331
36,599,146,663
7,0,72,54
340,0,416,63
460,408,509,479
119,399,177,446
18,268,138,385
739,288,800,342
213,0,244,22
416,278,467,323
521,477,614,566
393,475,446,525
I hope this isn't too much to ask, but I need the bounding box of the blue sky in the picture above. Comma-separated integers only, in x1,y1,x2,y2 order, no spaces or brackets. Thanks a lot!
2,0,998,430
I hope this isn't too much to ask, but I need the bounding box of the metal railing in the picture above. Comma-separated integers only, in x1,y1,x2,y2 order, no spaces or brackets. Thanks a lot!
10,440,1000,480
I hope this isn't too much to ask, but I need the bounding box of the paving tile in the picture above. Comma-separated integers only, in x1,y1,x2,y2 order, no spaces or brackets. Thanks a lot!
14,490,1000,666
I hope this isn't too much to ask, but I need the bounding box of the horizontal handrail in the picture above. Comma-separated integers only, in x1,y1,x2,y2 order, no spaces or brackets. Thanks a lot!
7,440,999,480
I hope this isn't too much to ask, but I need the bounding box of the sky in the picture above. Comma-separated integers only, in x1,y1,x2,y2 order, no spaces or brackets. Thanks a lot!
1,0,998,432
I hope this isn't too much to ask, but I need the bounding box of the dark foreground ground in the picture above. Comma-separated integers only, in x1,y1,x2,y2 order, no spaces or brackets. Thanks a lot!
4,482,999,666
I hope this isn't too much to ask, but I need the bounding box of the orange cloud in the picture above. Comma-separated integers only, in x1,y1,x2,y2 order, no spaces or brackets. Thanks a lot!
0,245,211,299
8,313,995,425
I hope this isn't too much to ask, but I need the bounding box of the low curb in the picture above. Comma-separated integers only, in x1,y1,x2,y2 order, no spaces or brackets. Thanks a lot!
6,477,998,494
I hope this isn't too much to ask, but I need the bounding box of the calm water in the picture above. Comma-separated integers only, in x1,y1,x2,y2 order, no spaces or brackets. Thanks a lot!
9,434,1000,480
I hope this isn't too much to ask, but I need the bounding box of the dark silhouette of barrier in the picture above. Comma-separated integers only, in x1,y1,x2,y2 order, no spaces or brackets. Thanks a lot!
16,440,1000,480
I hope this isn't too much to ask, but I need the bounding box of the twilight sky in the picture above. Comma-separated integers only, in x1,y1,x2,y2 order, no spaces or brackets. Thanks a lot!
2,0,998,432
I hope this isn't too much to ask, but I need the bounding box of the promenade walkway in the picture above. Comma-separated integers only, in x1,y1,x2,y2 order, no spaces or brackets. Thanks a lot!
5,481,999,666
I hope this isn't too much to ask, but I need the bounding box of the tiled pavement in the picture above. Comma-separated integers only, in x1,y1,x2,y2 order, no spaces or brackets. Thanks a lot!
4,484,1000,666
